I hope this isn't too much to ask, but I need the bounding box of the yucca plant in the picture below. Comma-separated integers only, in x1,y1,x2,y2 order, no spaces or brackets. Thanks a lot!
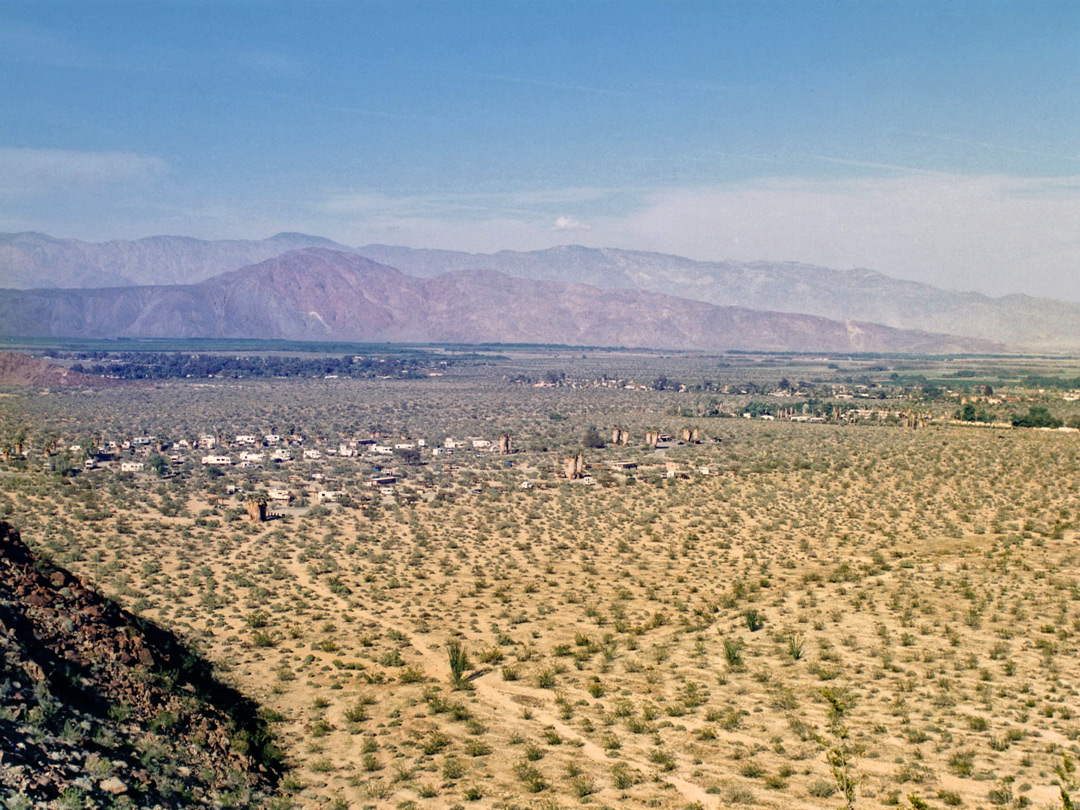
723,637,745,669
446,639,470,687
743,608,764,632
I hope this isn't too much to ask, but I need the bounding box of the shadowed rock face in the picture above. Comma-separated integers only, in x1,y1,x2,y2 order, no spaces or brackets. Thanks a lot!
0,248,1002,354
0,521,284,808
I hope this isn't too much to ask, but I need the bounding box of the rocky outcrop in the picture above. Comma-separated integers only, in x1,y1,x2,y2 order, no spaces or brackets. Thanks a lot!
0,521,284,807
564,454,586,480
245,498,268,523
498,434,513,455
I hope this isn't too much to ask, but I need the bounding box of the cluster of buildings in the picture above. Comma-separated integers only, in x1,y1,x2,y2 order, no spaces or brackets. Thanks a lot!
54,423,734,513
69,430,530,503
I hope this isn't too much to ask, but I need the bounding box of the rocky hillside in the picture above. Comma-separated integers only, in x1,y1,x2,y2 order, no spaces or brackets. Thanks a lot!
0,521,285,808
0,248,1001,354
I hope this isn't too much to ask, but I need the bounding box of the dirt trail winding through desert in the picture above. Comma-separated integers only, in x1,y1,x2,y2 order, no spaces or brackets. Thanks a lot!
335,591,721,808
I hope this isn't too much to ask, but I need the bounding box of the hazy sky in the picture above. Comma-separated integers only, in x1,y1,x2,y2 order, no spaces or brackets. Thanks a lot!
3,1,1080,299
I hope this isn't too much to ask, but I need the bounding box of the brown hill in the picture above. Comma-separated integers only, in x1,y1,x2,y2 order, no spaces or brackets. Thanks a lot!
0,248,1002,353
0,521,284,807
0,351,121,388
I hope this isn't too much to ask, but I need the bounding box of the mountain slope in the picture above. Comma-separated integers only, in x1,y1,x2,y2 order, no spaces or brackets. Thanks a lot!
5,232,1079,349
0,248,1000,353
355,244,1080,350
0,521,283,807
0,231,354,289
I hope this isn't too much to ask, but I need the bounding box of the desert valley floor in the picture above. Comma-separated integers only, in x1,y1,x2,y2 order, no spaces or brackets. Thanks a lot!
2,349,1080,810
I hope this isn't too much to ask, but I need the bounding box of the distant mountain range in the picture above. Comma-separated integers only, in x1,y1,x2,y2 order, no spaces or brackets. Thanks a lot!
0,231,346,289
0,230,1073,350
0,248,997,353
355,244,1080,351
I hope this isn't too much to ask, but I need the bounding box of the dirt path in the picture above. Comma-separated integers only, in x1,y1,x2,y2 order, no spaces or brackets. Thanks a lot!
281,559,841,809
336,595,722,808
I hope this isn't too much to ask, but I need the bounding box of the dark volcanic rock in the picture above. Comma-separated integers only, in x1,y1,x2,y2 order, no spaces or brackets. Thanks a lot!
0,521,286,808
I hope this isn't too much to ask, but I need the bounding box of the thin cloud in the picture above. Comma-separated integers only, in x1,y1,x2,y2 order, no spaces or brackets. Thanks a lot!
320,173,1080,301
552,216,590,232
319,187,621,220
0,148,168,200
249,90,444,124
479,71,630,97
902,130,1080,164
595,174,1080,300
0,18,104,69
701,150,788,165
807,154,951,177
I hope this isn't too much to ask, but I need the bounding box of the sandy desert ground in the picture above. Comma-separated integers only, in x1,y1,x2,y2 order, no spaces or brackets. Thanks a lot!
2,352,1079,810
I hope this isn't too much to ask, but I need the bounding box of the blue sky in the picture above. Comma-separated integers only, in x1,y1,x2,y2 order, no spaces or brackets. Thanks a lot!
3,1,1080,298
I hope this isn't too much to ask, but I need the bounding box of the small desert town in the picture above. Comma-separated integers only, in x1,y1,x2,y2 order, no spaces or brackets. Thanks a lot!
3,347,1080,809
18,372,1065,520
